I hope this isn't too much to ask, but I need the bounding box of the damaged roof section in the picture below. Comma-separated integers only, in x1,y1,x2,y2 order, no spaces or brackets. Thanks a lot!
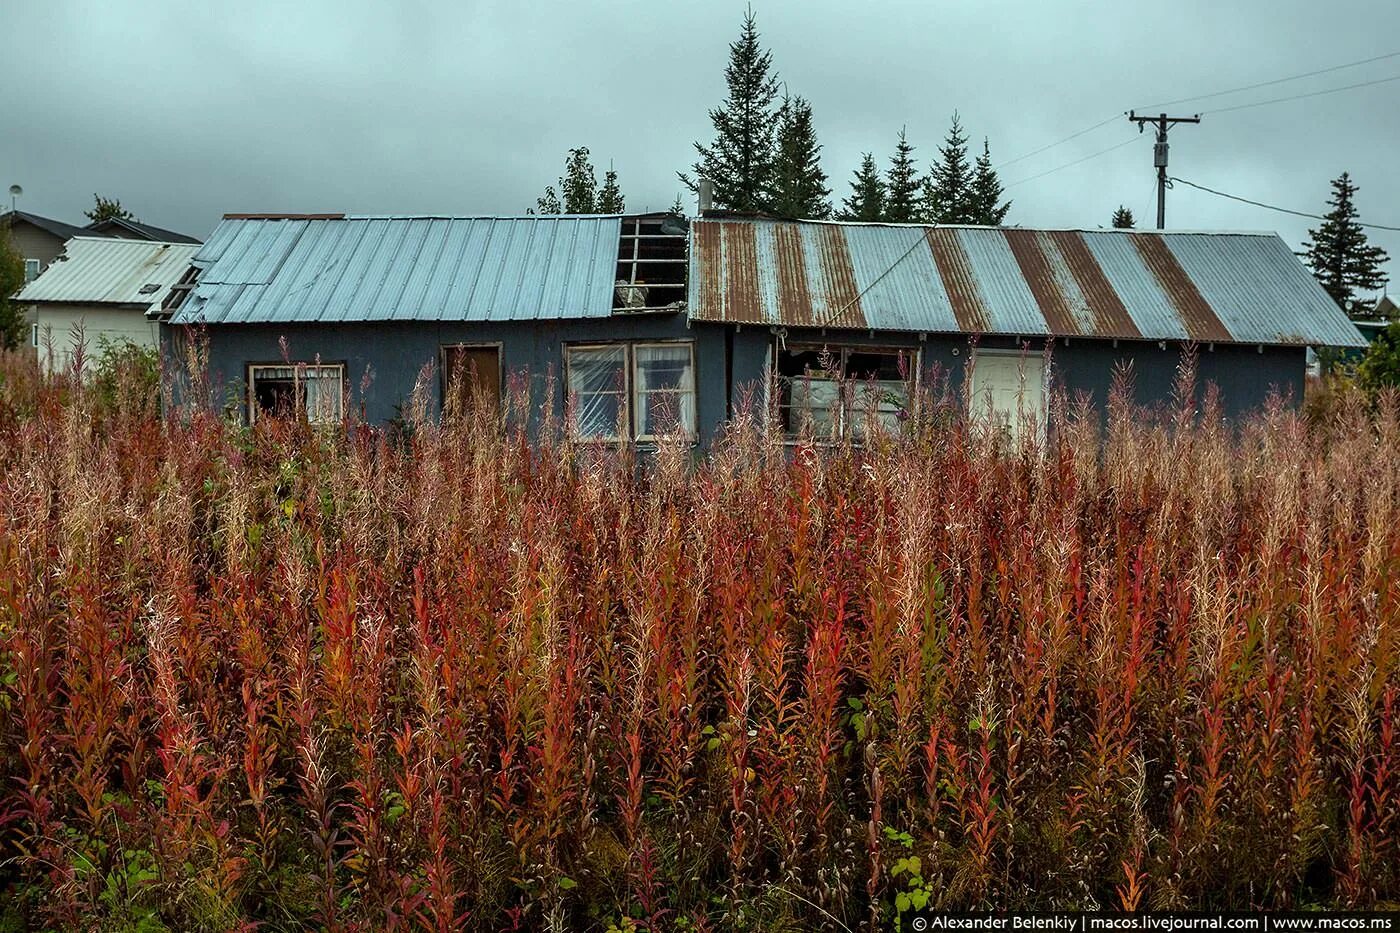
17,237,202,309
688,218,1366,348
164,214,625,324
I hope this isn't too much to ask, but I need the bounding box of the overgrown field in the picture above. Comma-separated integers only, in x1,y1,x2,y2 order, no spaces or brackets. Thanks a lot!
0,352,1397,930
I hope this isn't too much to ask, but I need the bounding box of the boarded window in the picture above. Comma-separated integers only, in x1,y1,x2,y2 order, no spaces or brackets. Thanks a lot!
441,345,502,420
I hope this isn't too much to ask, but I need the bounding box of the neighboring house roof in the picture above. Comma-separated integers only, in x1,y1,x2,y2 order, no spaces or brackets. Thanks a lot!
0,209,94,242
688,219,1367,348
85,216,202,244
17,236,202,308
1374,294,1399,319
166,214,623,325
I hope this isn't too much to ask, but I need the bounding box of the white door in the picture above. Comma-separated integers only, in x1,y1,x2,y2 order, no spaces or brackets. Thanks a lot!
969,351,1047,442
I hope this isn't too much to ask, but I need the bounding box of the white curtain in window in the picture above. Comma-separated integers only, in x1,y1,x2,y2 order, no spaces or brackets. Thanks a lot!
633,344,695,437
302,366,343,424
568,347,627,438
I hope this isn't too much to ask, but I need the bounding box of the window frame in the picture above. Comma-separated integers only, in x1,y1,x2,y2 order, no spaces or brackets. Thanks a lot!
564,339,697,443
246,361,346,426
23,259,40,284
773,341,921,442
631,340,697,442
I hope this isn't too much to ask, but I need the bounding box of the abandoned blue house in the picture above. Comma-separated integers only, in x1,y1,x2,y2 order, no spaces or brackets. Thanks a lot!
152,212,1365,442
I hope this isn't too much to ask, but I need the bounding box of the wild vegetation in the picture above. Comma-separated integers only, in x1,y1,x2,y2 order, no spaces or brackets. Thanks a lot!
0,347,1397,930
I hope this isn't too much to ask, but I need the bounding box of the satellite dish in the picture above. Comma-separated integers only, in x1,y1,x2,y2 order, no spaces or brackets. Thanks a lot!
7,185,20,197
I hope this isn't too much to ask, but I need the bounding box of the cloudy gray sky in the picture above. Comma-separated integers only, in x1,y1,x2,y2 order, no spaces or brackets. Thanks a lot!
5,0,1398,278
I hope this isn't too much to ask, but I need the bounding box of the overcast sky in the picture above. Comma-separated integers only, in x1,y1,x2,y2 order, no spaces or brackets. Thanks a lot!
4,0,1398,279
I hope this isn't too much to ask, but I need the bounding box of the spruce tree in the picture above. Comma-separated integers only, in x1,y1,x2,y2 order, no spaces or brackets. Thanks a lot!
922,112,973,223
1111,206,1136,229
670,195,686,216
1301,172,1390,313
680,10,781,212
596,165,625,214
884,128,921,224
840,153,885,222
968,138,1011,225
769,96,831,218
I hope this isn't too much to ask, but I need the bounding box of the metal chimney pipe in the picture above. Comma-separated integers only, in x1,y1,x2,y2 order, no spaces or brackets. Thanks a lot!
698,178,713,215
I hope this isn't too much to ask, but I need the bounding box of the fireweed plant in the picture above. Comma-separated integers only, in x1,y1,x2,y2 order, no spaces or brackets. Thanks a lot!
0,343,1396,931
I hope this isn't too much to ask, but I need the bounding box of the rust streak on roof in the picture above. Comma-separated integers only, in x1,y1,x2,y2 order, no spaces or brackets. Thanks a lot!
815,223,865,328
722,221,762,324
772,222,814,326
1003,229,1081,336
1050,231,1141,339
1130,234,1232,343
925,227,989,333
693,219,725,322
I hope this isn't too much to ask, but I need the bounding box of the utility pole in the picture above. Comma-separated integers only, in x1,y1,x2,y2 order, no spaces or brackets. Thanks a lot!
1128,112,1200,229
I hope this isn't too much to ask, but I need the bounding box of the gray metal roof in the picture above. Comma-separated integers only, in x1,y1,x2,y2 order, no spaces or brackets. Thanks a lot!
689,219,1367,347
169,215,623,324
17,236,202,308
1,210,94,242
85,216,202,244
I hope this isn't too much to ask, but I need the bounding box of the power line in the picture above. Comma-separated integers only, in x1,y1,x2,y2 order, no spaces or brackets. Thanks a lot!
1135,49,1400,111
1203,72,1400,114
1004,136,1142,189
994,115,1121,171
1169,176,1400,232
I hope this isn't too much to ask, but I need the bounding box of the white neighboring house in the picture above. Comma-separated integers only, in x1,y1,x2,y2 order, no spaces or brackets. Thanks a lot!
17,236,201,373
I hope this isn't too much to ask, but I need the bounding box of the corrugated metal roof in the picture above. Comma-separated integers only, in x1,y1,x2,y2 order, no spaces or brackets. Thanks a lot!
688,219,1366,347
16,236,202,308
168,215,623,324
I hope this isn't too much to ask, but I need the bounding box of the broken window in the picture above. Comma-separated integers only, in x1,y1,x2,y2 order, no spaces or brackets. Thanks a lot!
566,341,696,441
775,345,915,441
248,363,344,425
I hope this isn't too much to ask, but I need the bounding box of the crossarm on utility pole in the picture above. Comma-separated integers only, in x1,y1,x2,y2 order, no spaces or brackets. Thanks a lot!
1128,111,1201,229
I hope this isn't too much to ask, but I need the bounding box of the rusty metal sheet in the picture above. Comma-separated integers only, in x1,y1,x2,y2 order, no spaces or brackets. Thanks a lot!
1129,233,1232,343
925,227,990,333
770,222,814,326
813,223,866,328
1048,231,1141,339
1003,229,1082,336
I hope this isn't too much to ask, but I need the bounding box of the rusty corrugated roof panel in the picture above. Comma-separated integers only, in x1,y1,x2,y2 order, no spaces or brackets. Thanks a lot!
687,218,1366,347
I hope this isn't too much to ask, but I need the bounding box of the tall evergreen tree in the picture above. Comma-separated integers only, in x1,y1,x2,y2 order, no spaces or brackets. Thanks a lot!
884,128,921,224
1301,173,1390,313
596,165,625,214
1111,206,1136,229
769,96,831,218
670,194,686,216
840,153,885,222
679,10,781,212
923,112,973,223
968,138,1011,225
